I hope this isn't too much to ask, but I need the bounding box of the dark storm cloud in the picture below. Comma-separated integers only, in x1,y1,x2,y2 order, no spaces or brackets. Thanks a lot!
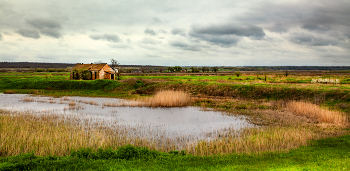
191,24,265,38
144,28,157,36
26,18,63,38
171,28,186,36
289,33,338,46
16,29,40,39
89,33,121,43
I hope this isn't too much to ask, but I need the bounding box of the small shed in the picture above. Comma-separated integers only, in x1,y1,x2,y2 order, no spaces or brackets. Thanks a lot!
70,63,116,80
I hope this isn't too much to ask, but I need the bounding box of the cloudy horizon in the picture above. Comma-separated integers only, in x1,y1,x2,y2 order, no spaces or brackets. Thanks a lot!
0,0,349,66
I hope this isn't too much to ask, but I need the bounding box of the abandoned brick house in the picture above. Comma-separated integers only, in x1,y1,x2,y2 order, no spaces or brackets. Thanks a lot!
70,63,116,80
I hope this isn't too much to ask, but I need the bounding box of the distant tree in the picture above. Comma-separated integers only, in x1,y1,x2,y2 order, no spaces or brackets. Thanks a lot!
94,60,103,64
174,66,182,72
110,58,122,80
167,67,174,72
212,66,218,73
234,71,241,77
191,67,195,73
141,67,146,73
283,70,290,77
201,67,209,72
159,67,164,73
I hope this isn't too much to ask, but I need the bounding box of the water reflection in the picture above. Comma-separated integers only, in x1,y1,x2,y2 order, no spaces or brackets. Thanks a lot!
0,93,254,144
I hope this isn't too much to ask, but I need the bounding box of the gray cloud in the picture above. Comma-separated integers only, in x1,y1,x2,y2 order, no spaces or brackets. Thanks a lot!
152,17,163,23
141,37,159,44
89,33,121,43
191,24,266,39
269,23,289,33
0,33,3,40
26,18,61,29
26,18,63,38
2,31,12,35
190,32,241,47
169,40,204,51
16,29,40,39
144,28,157,36
108,44,132,49
158,29,167,34
171,28,186,36
289,33,338,46
301,23,331,32
40,28,62,38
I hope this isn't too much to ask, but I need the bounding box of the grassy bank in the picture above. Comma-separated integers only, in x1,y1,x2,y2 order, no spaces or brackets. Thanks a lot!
1,72,350,170
1,135,350,170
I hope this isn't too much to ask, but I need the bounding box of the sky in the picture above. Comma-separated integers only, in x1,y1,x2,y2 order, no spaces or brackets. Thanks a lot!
0,0,349,66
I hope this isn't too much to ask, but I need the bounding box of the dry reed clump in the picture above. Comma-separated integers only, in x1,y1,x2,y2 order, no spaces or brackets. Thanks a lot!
193,126,331,155
22,97,35,102
0,110,167,157
0,110,348,157
286,101,348,125
3,90,16,94
119,90,191,107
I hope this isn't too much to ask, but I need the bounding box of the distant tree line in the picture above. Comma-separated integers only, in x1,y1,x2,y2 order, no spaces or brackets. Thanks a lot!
1,62,350,71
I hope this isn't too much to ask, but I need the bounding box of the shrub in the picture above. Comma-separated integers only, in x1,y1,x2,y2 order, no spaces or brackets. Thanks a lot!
234,71,241,77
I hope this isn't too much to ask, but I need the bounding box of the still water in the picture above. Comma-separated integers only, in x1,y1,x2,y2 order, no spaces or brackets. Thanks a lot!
0,93,254,143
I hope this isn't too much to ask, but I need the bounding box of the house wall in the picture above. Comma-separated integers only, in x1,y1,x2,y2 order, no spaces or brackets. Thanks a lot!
101,65,115,80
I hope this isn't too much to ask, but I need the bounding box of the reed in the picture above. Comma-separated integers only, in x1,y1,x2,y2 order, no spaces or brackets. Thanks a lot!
286,101,348,125
0,110,346,157
3,90,16,94
118,90,191,107
22,97,34,102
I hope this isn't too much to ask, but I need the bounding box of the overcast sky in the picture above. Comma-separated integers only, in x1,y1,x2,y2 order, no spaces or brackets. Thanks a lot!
0,0,349,66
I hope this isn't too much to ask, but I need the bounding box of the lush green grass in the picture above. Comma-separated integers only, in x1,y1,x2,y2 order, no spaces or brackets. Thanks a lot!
1,135,349,170
2,72,350,109
1,72,350,170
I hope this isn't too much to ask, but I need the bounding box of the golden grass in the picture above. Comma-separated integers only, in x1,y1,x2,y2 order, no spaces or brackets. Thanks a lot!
194,126,319,155
22,97,35,102
0,110,153,156
119,90,191,107
286,101,348,125
3,90,16,94
0,110,347,157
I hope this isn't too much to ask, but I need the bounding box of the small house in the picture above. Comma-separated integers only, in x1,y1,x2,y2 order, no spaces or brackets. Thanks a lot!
70,63,116,80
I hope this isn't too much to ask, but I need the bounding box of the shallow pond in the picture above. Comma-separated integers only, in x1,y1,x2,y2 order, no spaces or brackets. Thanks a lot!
0,93,254,148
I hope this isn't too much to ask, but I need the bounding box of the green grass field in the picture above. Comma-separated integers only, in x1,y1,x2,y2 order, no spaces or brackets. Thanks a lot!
1,135,349,170
0,71,349,170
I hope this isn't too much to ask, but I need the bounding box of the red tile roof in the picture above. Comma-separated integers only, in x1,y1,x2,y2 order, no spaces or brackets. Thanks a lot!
70,63,107,71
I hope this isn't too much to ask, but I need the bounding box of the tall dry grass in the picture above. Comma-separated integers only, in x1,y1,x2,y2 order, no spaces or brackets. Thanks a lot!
119,90,191,107
194,126,318,155
0,110,158,156
286,101,348,125
0,109,347,157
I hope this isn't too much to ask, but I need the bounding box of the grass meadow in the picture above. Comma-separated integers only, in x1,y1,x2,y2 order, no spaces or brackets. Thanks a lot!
0,71,350,170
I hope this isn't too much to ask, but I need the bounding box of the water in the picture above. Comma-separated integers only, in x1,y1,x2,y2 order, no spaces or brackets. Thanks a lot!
0,93,254,144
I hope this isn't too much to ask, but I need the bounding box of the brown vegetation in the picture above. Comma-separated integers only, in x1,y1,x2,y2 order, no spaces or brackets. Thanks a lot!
286,101,348,125
119,90,191,107
3,90,16,94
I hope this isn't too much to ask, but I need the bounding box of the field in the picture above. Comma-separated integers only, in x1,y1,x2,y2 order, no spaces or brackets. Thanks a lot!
0,71,350,170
